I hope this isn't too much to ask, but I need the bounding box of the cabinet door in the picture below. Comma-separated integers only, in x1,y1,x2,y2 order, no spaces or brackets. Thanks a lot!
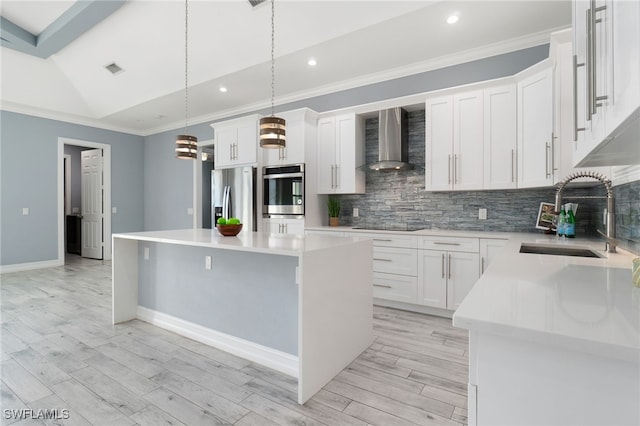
418,250,447,309
262,218,281,234
373,272,418,304
235,121,257,165
215,127,236,169
479,238,507,275
588,0,608,146
426,96,454,191
335,113,360,194
317,117,337,194
453,90,484,190
446,252,480,310
484,85,517,189
517,67,554,188
264,114,305,165
284,219,305,235
606,0,640,135
572,0,591,163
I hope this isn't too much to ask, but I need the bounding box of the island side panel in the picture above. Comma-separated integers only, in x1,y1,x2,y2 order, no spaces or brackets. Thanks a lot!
137,242,299,356
298,239,374,404
112,236,139,323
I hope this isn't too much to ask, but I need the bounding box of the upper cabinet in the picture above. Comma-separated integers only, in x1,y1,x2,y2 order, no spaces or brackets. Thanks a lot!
316,113,366,194
483,85,517,190
426,91,484,191
263,109,317,166
211,115,259,169
572,0,640,167
517,65,554,188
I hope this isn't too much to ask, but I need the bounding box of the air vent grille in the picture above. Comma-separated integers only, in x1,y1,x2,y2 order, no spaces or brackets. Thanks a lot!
248,0,266,7
105,62,124,75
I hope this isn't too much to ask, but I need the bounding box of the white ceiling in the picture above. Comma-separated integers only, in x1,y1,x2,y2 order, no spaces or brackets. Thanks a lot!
0,0,571,135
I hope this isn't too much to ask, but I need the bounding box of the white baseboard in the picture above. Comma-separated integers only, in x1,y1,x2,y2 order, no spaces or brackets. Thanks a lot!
136,306,299,378
374,298,454,319
0,259,63,274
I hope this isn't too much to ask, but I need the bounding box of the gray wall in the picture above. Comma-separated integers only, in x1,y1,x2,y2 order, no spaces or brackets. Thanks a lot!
138,242,299,355
334,111,640,254
143,45,550,232
0,111,145,266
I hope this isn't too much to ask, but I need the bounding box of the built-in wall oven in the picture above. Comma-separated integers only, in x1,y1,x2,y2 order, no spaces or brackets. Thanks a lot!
263,164,304,217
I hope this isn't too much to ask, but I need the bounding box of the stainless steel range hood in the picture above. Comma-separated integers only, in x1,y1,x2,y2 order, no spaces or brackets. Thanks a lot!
368,107,413,171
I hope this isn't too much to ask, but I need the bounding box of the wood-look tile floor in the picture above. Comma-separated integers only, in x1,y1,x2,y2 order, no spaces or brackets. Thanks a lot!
1,255,468,426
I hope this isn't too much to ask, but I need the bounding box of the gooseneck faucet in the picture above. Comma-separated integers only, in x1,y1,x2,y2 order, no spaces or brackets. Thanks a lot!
555,171,616,253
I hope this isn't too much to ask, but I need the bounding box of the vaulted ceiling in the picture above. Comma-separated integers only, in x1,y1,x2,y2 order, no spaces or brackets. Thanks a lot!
0,0,572,135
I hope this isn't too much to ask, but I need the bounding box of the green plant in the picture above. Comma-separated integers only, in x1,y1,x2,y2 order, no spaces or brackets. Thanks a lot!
327,197,341,218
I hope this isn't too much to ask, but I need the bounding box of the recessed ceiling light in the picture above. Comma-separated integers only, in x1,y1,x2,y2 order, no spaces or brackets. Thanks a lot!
447,15,459,24
219,86,227,93
307,58,317,67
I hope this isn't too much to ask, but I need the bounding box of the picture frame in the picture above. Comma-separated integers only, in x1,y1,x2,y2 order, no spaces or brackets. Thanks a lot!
536,202,557,231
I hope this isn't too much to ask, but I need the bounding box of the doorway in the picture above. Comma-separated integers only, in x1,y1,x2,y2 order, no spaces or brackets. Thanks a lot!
57,138,112,263
193,139,214,229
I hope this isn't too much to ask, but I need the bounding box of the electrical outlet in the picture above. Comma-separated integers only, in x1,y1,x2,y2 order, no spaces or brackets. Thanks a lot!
22,207,29,215
144,247,150,260
478,208,487,220
112,207,117,214
205,256,212,270
187,208,194,216
353,207,359,217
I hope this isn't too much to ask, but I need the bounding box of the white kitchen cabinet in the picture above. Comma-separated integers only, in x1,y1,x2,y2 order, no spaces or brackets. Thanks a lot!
263,109,316,166
425,91,483,191
373,273,418,304
479,238,507,275
572,0,640,166
483,84,517,189
211,115,259,169
316,113,365,194
418,236,480,310
517,65,554,188
264,218,305,235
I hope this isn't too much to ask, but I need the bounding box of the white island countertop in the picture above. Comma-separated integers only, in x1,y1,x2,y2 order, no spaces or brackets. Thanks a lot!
113,228,364,257
452,233,640,362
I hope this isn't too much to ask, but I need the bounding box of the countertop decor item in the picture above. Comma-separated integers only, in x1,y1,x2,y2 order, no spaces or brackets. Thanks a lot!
328,197,340,226
216,223,242,236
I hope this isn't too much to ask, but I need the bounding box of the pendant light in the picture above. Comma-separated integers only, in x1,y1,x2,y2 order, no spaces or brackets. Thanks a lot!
259,0,286,149
175,0,197,159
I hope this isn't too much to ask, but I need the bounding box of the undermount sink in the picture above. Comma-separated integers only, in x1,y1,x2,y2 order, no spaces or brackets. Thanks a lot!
519,243,603,258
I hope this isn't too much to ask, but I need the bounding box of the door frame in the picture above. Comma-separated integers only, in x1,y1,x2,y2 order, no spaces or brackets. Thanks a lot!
57,138,112,262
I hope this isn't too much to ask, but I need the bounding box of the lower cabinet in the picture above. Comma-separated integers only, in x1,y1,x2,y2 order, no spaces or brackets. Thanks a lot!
264,218,305,235
479,238,508,274
418,250,480,310
373,273,418,304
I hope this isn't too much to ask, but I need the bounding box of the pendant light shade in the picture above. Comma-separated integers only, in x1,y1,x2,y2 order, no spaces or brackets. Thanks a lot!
175,135,198,159
260,0,286,149
259,116,286,148
175,0,197,159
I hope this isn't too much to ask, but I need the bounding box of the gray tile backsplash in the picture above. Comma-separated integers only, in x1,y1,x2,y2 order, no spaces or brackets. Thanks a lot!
334,110,639,254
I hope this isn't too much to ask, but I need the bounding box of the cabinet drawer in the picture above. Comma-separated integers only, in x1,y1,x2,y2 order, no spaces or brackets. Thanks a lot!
418,236,479,253
347,232,418,249
373,247,417,276
373,272,418,304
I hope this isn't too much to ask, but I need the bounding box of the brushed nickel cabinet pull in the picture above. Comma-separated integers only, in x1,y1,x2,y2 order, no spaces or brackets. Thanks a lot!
433,241,461,246
511,149,515,183
441,253,445,279
481,257,485,274
573,55,586,142
373,258,392,262
373,284,392,288
545,143,551,178
448,254,452,279
373,238,392,242
448,155,452,185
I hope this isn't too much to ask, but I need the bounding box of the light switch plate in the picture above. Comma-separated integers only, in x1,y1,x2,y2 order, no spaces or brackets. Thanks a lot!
353,207,359,217
479,208,487,220
22,207,29,215
187,208,194,216
205,256,212,270
144,247,150,260
112,207,117,214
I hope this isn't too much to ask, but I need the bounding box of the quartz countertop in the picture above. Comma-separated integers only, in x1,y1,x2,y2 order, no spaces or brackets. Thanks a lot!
305,226,510,239
113,228,367,257
452,234,640,362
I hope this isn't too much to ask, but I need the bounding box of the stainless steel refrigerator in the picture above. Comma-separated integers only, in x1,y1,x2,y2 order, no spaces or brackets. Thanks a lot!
212,166,257,233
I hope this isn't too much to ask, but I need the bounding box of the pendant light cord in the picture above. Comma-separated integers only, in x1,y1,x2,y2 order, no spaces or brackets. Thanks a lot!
270,0,275,118
184,0,190,134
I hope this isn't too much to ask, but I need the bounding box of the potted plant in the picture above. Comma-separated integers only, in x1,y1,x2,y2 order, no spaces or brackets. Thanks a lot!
328,197,341,227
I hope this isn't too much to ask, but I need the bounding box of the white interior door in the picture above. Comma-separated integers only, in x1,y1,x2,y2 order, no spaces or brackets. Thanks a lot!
81,148,103,259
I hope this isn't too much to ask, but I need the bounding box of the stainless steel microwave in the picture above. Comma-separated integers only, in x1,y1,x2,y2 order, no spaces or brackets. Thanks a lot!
263,164,304,217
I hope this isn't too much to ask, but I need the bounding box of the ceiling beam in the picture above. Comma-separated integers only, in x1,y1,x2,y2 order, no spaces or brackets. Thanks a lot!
1,0,126,59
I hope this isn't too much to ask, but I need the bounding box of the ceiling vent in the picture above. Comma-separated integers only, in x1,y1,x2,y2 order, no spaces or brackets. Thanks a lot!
104,62,124,75
248,0,266,7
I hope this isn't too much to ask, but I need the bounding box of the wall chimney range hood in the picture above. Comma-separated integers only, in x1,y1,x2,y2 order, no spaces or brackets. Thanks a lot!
369,107,413,171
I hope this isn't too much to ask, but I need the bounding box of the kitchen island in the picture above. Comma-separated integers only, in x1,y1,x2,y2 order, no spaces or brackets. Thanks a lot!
453,235,640,426
112,229,373,404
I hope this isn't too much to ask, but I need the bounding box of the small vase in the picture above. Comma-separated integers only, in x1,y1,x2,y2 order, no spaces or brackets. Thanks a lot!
329,217,339,227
